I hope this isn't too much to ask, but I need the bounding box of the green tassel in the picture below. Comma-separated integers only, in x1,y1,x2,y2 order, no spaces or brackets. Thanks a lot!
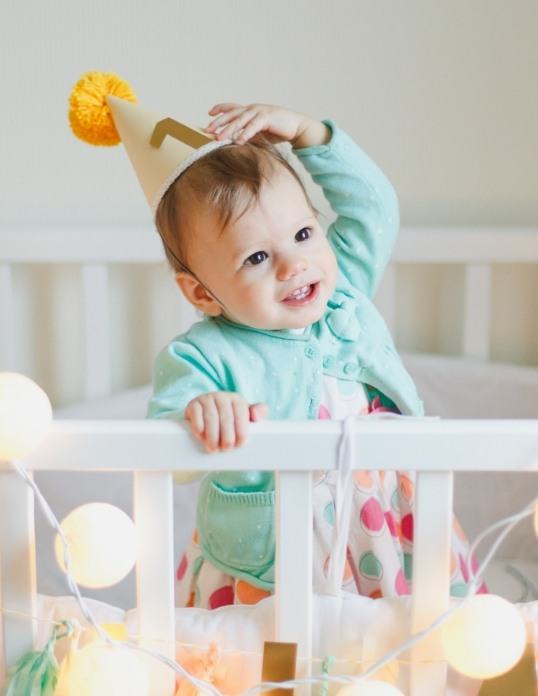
3,622,73,696
319,655,335,696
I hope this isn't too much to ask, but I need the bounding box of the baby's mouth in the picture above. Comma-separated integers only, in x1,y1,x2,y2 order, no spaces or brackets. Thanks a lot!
282,282,319,306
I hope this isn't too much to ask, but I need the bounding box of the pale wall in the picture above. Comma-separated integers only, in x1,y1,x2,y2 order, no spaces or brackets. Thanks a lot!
1,0,537,402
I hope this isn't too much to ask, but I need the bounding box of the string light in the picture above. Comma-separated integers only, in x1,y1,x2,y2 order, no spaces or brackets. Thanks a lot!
0,372,52,460
3,404,537,696
55,503,137,588
441,594,526,679
55,640,150,696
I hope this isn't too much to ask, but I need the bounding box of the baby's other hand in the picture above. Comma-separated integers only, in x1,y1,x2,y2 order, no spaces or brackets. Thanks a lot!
204,103,329,149
184,392,268,453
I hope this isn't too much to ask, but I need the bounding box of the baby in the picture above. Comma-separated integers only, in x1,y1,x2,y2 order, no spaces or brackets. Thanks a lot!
148,103,478,608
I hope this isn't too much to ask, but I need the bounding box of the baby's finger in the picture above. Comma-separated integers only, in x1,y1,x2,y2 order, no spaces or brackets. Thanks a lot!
206,106,247,134
201,398,220,452
234,113,267,144
215,396,236,450
249,403,269,422
231,398,250,447
216,109,258,141
208,103,240,116
185,400,204,437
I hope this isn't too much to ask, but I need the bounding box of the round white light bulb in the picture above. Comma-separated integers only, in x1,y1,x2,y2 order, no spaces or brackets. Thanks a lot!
55,641,149,696
55,503,137,588
441,594,526,679
336,681,405,696
0,372,52,460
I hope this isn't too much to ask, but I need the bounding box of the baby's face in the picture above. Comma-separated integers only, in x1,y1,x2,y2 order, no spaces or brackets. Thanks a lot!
181,164,338,330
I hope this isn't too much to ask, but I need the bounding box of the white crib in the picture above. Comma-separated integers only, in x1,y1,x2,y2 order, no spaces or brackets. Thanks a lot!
1,226,537,696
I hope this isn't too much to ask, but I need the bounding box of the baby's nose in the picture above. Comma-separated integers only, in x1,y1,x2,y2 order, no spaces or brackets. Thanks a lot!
276,256,308,281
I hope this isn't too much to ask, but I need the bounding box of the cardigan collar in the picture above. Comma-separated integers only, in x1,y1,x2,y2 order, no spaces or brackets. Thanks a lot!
211,289,361,343
211,315,313,341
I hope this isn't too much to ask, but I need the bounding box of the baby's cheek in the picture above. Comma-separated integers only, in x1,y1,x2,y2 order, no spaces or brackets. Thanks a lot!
324,247,338,289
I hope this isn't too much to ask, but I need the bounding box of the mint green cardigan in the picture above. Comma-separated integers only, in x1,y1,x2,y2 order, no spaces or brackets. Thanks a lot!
147,119,424,590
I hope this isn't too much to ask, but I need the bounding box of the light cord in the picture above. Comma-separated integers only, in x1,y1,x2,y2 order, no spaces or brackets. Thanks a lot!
8,430,538,696
10,461,222,696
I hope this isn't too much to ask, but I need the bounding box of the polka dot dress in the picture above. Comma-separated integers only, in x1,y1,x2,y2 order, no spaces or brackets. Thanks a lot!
175,377,485,607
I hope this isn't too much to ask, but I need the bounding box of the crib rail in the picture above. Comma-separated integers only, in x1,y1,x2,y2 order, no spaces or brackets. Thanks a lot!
1,419,538,696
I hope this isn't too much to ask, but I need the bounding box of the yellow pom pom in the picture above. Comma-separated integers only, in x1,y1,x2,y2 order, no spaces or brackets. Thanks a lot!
68,71,137,146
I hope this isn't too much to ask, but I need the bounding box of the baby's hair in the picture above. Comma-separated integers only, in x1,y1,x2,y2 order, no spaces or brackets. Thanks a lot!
155,133,320,274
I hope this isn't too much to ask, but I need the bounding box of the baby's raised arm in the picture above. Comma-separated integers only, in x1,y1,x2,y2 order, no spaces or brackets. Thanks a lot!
204,102,399,299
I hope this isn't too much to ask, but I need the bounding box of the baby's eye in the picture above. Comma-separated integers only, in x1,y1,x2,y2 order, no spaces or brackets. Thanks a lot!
244,250,269,266
295,227,312,242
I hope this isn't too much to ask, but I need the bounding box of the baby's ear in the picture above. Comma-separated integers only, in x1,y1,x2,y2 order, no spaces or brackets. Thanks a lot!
175,272,222,317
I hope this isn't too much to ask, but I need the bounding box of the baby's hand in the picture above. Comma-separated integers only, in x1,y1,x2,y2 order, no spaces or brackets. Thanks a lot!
184,392,268,453
204,103,330,149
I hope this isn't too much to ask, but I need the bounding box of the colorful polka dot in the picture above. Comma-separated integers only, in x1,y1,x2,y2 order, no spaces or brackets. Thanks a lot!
384,510,397,537
192,556,203,576
192,529,199,545
401,513,414,542
450,583,469,598
470,553,479,576
358,551,383,580
403,552,413,581
399,474,414,502
391,489,400,513
369,589,383,599
236,580,271,605
452,517,467,542
360,497,384,535
177,554,187,581
186,592,195,608
458,554,469,583
323,502,335,526
395,568,410,595
323,555,354,584
209,585,234,609
354,470,374,491
318,404,331,419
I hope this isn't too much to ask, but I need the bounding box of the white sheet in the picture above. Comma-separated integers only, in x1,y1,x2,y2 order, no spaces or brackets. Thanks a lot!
39,352,538,608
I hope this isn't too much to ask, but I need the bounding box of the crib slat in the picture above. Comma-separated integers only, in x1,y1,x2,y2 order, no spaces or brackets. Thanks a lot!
0,466,37,677
409,471,453,696
81,264,111,398
463,264,491,360
275,471,312,671
0,264,15,370
134,471,175,696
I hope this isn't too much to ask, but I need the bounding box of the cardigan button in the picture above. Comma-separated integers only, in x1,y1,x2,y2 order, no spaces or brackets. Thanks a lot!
322,355,335,369
343,362,357,375
304,345,317,359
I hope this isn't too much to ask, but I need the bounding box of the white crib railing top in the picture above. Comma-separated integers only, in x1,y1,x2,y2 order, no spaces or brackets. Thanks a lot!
14,418,538,473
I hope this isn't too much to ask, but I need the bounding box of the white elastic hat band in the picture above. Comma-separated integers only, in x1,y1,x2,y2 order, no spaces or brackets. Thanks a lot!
150,137,234,217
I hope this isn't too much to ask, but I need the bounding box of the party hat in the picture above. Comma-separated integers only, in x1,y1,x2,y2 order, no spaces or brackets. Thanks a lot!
68,71,232,216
